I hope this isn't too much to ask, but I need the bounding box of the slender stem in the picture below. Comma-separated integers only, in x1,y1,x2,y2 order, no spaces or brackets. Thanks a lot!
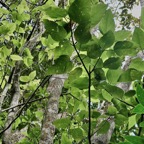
70,21,89,75
138,114,144,136
88,67,91,144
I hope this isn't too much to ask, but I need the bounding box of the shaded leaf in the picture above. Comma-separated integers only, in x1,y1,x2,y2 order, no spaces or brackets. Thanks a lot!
103,57,121,69
99,31,115,49
114,41,136,56
71,77,89,90
125,136,144,144
53,118,71,129
136,85,144,106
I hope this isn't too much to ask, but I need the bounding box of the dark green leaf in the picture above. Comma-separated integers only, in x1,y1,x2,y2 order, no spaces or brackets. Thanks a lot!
75,24,91,44
115,114,128,126
99,31,115,49
69,0,106,27
53,118,71,129
103,57,121,69
97,120,110,134
43,20,67,41
69,128,83,141
118,69,142,82
87,44,102,59
114,41,136,56
125,136,144,144
68,67,83,82
71,77,89,90
47,55,73,75
43,7,67,19
136,85,144,106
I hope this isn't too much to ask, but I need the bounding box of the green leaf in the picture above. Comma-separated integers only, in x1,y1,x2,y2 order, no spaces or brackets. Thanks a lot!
132,104,144,114
17,0,29,14
61,133,72,144
102,82,124,98
129,58,144,71
136,85,144,106
71,77,89,90
43,7,67,19
69,0,90,25
97,120,110,134
90,3,107,27
118,69,142,82
140,121,144,127
69,128,83,141
20,76,30,82
132,27,144,49
107,105,117,115
106,69,122,84
103,57,121,69
87,43,102,59
102,89,113,102
99,9,115,34
75,24,91,44
43,20,67,41
53,117,71,129
128,114,136,129
99,31,115,49
54,40,74,59
125,136,144,144
0,25,10,35
91,110,101,118
115,114,128,126
94,68,105,81
69,0,106,26
10,55,23,61
48,55,73,75
114,41,136,56
29,71,36,81
115,30,131,41
68,67,82,82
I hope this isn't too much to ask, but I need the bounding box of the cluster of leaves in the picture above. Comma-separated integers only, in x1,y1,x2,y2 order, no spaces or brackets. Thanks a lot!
0,0,144,143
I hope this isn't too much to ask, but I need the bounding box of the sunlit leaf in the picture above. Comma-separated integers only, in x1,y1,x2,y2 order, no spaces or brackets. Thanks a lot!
10,55,23,61
99,9,115,34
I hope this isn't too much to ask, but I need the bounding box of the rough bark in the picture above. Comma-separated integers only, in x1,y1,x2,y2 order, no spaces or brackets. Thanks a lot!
2,63,23,144
39,74,68,144
140,0,144,7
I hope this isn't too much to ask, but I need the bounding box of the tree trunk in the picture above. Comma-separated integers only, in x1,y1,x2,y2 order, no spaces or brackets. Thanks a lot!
39,74,67,144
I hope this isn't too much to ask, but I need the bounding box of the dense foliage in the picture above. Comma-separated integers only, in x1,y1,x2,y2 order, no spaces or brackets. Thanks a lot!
0,0,144,143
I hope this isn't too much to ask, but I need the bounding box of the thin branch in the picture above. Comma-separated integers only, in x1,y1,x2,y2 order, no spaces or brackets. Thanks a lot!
138,114,144,136
62,92,81,101
0,75,51,135
116,98,134,107
70,21,89,74
1,96,49,113
0,1,11,11
88,67,91,144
